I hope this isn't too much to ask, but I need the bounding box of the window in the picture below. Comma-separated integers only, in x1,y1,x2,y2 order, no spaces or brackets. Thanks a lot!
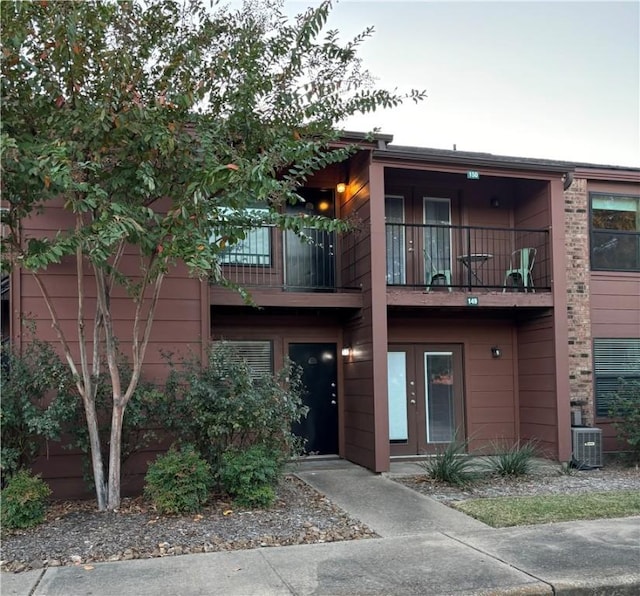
213,207,271,266
590,193,640,271
593,338,640,417
215,340,273,379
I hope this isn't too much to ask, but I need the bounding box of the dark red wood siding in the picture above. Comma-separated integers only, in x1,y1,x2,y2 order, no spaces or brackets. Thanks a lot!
340,152,383,470
15,203,206,498
590,273,640,450
517,312,559,457
387,314,518,450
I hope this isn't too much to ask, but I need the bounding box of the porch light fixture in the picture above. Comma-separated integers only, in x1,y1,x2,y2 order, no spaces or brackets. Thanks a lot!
336,182,347,194
491,346,501,359
341,346,352,358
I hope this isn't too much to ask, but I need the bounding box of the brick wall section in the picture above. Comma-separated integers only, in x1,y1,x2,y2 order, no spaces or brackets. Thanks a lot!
563,176,594,424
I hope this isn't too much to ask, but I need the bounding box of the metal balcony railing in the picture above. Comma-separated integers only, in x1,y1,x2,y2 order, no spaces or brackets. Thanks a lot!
216,226,359,291
386,223,551,291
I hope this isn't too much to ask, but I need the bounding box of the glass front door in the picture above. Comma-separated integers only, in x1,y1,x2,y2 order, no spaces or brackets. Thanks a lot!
424,198,451,288
385,195,406,284
285,188,335,290
388,344,464,455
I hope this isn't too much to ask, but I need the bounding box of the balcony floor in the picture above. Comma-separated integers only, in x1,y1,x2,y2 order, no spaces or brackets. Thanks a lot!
211,286,363,309
386,287,553,309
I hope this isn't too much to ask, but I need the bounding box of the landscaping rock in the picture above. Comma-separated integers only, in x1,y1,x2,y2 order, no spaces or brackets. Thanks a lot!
0,476,376,573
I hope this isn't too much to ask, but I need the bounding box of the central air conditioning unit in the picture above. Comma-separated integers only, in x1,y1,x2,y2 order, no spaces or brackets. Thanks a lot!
571,427,603,469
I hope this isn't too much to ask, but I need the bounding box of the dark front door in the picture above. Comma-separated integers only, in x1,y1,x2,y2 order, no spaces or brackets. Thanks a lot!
388,344,465,455
289,343,338,455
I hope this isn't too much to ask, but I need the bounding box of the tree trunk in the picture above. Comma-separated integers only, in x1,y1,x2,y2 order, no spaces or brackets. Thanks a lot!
107,402,126,510
83,393,108,510
31,272,108,509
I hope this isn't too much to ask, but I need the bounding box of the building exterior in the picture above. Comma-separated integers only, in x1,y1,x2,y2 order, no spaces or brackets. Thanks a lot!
563,165,640,451
6,134,639,495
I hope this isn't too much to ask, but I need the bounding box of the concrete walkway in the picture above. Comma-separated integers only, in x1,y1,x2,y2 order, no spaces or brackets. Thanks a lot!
3,460,640,595
297,461,488,535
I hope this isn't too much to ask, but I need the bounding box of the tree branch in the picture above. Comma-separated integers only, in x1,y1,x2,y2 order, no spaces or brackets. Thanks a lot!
91,290,104,400
75,213,93,400
125,265,164,403
108,238,126,296
130,250,155,378
93,262,122,404
30,272,84,396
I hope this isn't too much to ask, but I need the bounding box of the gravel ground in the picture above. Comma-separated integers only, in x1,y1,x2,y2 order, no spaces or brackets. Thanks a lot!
3,463,639,574
393,462,640,504
0,475,376,573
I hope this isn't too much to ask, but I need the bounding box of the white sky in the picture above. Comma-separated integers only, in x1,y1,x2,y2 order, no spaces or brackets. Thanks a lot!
281,0,640,167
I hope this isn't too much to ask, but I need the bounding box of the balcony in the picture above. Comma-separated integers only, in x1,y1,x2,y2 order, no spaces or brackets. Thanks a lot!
385,223,552,307
210,226,362,308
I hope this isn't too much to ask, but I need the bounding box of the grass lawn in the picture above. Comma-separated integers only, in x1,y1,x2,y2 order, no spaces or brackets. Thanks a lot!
452,490,640,527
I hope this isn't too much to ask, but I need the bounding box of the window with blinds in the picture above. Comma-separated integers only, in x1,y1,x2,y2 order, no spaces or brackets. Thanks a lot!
216,340,273,379
593,338,640,417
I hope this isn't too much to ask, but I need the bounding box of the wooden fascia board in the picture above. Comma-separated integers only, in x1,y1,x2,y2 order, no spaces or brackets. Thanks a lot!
372,156,568,181
573,167,640,183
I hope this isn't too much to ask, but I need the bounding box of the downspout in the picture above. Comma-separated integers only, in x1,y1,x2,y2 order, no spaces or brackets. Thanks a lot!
563,171,574,191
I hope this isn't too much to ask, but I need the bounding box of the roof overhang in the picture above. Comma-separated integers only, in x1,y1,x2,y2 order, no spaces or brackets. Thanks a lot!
573,166,640,183
372,145,573,175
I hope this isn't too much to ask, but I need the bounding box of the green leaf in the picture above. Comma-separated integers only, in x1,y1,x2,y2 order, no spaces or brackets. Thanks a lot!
1,0,425,508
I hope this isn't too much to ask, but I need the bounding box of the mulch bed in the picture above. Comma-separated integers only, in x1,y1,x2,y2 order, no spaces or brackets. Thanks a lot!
0,475,377,573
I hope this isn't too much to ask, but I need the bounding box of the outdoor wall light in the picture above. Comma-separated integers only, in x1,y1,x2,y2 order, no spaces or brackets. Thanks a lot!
336,182,347,194
491,346,501,358
341,346,352,358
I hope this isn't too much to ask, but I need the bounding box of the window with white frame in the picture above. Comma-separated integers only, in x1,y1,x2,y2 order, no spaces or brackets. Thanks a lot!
593,338,640,417
590,193,640,271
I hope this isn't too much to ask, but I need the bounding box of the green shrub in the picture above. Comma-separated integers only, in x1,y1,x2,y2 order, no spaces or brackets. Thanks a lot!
608,380,640,464
1,338,162,491
55,351,164,490
1,340,76,485
160,343,307,478
419,439,476,487
1,469,51,529
484,440,538,477
144,445,212,514
558,461,577,476
220,445,281,508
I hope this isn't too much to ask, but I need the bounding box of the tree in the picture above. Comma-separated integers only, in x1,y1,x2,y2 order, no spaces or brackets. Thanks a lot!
1,0,425,510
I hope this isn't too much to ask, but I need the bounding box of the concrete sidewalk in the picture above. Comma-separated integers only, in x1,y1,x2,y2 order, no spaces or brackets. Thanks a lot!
3,461,640,596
